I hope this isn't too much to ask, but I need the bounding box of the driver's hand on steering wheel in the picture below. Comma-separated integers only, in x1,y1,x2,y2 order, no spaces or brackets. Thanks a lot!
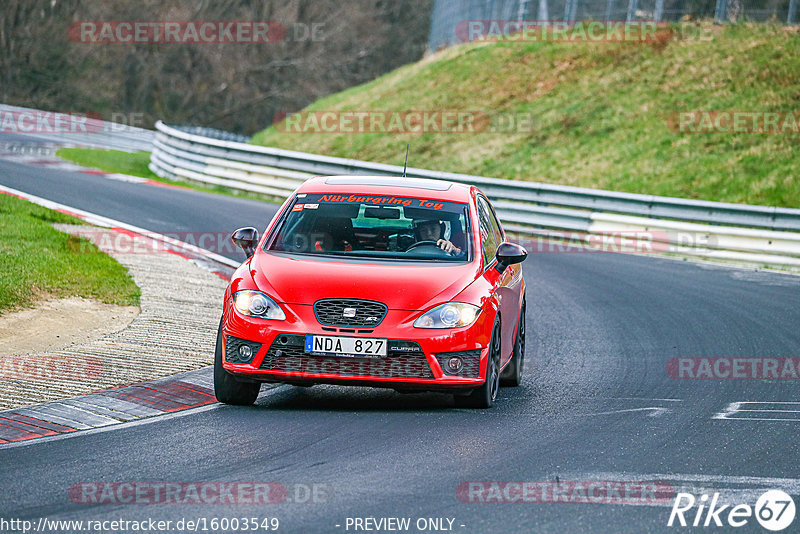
436,239,461,255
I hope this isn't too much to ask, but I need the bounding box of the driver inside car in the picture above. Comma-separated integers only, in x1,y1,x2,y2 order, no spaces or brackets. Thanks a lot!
413,218,463,255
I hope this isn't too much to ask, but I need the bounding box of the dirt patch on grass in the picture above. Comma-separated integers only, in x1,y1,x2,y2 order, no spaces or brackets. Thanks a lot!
0,297,139,358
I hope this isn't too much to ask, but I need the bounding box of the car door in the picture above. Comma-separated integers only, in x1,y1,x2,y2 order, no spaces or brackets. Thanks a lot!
476,195,521,367
478,195,522,365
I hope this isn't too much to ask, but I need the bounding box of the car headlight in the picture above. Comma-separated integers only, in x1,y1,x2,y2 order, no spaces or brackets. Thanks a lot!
232,290,286,320
414,303,480,329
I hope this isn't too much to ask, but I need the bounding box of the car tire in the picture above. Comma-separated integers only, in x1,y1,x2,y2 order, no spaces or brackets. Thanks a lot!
214,318,261,406
455,319,501,409
500,300,525,387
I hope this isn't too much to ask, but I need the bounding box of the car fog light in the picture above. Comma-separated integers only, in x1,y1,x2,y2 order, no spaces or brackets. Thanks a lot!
447,357,462,373
239,345,252,359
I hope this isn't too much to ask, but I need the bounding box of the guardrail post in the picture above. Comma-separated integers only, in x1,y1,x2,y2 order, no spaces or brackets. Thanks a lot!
626,0,638,21
714,0,728,23
605,0,616,20
654,0,664,21
517,0,531,20
789,0,798,24
538,0,550,22
564,0,577,22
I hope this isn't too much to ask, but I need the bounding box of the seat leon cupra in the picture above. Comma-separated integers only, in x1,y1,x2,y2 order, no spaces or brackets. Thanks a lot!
216,175,527,408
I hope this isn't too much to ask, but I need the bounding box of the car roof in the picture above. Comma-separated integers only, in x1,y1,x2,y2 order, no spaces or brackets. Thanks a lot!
296,175,476,203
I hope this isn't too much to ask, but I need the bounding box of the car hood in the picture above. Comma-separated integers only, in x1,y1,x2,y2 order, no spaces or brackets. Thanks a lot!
251,251,479,310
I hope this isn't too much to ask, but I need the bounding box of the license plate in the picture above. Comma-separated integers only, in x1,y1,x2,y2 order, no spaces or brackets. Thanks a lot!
305,335,387,357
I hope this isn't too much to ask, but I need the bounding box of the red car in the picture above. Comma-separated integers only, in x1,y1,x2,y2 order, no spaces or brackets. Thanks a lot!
215,175,527,408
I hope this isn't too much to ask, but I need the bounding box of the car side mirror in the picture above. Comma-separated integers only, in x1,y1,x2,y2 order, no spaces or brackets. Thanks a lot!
495,242,527,273
231,227,259,257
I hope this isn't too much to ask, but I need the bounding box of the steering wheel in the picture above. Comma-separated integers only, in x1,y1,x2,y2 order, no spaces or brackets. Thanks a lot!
405,240,449,256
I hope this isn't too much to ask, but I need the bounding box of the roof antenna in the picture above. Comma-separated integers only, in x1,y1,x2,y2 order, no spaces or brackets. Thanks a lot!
402,144,409,178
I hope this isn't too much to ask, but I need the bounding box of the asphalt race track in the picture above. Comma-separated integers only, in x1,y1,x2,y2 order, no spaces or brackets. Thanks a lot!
1,137,799,533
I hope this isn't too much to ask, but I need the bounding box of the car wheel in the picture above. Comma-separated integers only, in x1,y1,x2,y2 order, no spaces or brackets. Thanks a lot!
214,318,261,406
500,300,525,387
455,319,501,409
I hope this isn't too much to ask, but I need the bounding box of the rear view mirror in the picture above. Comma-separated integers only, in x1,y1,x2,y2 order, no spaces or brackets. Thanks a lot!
495,242,527,273
364,207,401,219
231,227,259,257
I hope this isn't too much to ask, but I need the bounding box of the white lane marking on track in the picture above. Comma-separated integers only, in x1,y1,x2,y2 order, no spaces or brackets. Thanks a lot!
714,401,800,422
581,407,671,417
0,385,290,450
600,397,683,402
0,184,240,268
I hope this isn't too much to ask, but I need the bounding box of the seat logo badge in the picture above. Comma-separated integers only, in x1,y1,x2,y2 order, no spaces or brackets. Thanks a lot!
343,308,357,318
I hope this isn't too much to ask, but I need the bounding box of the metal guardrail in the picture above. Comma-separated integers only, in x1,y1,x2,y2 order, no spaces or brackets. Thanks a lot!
150,120,800,267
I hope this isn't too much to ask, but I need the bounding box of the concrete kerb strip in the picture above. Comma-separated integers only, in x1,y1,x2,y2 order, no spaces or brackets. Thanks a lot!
0,368,213,445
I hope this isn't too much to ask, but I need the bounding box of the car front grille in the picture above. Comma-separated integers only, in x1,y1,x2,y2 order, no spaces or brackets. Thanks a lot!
313,299,388,328
259,335,433,379
434,350,482,377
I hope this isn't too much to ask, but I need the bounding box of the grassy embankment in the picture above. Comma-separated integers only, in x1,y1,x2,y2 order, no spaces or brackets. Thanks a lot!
252,23,799,208
0,194,140,313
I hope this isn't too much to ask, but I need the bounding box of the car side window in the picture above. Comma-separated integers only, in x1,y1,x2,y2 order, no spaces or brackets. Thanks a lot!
476,196,499,266
485,198,504,248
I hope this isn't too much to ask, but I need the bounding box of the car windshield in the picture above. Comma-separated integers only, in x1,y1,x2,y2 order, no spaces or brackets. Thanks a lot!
268,193,471,261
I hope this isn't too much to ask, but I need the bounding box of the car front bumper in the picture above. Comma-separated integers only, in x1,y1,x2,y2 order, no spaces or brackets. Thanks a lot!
221,300,493,390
